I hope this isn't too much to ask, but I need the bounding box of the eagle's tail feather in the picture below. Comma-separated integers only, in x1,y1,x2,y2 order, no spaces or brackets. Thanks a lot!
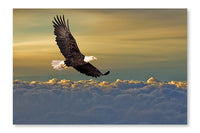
51,60,66,71
103,71,110,76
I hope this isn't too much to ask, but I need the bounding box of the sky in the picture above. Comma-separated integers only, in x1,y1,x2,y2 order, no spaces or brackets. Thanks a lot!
13,9,187,82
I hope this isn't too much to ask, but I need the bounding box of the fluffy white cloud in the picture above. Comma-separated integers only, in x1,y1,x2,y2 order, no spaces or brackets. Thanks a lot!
13,77,187,124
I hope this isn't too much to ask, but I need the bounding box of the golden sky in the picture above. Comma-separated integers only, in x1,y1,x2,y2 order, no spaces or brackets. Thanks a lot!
13,9,187,81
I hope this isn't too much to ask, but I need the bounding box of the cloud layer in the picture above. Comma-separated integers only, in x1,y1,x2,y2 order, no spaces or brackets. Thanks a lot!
13,77,187,124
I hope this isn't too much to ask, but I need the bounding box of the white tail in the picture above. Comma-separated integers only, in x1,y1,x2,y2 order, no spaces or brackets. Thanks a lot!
51,60,66,71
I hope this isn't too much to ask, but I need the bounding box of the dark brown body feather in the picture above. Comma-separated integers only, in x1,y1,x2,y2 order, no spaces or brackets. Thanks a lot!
52,15,110,77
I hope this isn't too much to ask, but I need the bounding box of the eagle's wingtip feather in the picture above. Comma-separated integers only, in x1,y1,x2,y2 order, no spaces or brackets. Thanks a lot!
103,71,110,76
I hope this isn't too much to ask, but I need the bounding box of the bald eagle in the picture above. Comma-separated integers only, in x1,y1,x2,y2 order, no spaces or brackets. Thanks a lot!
51,15,110,77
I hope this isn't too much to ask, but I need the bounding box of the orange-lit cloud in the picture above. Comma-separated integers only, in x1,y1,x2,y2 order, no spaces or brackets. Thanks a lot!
13,77,187,124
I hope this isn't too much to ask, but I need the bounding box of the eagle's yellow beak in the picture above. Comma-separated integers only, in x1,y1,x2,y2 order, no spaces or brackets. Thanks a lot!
61,64,68,69
93,57,98,60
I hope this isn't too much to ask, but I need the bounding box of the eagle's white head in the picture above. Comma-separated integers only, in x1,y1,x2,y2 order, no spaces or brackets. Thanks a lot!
84,56,97,62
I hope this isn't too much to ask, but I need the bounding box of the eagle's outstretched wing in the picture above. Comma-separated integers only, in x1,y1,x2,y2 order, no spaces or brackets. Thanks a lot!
52,15,81,59
73,63,110,78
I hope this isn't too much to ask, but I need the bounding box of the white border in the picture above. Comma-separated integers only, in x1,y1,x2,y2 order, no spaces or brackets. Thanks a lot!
1,0,200,133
